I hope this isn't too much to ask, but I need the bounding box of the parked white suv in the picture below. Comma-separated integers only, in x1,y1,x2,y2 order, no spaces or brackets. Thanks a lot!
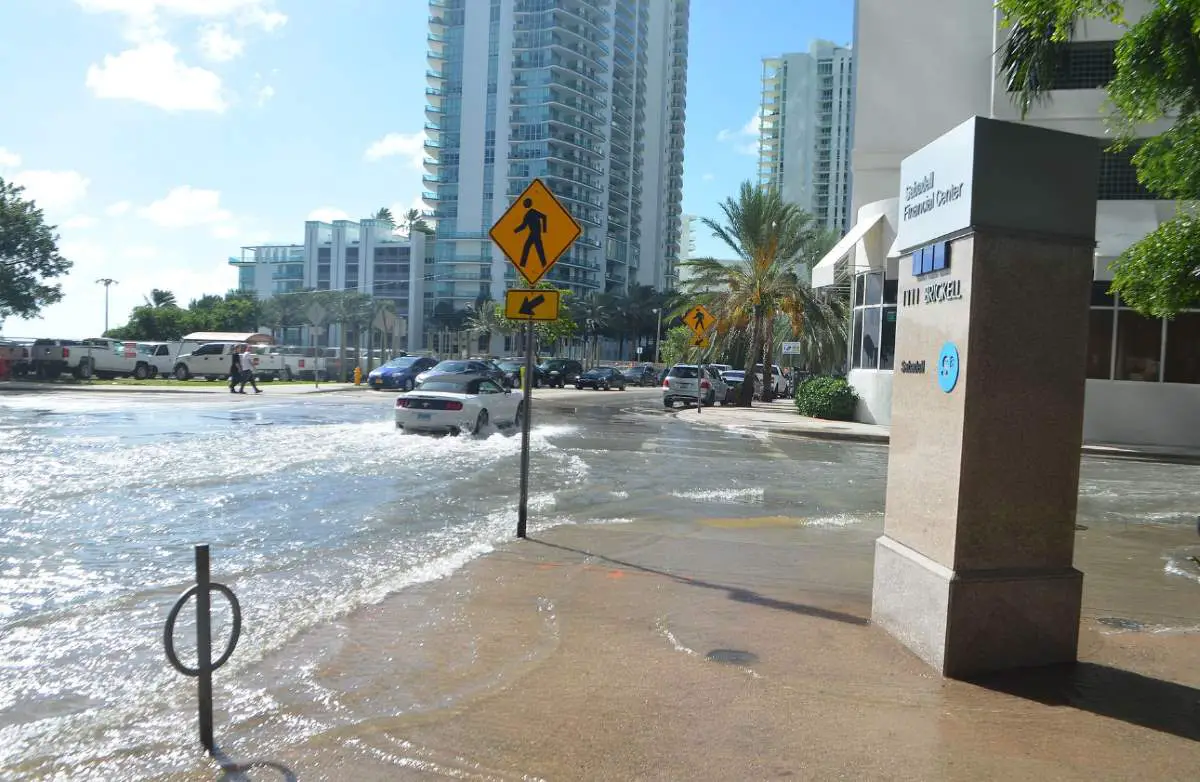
662,364,731,408
754,363,787,396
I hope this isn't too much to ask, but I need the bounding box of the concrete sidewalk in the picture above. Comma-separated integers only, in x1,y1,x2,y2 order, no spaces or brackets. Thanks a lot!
674,398,1200,463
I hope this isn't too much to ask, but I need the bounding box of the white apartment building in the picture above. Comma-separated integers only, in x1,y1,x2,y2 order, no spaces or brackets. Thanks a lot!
423,0,689,326
758,41,855,233
232,218,431,351
675,212,698,285
812,0,1200,449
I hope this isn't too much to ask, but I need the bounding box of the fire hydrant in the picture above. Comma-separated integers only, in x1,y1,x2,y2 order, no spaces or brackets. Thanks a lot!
353,366,362,386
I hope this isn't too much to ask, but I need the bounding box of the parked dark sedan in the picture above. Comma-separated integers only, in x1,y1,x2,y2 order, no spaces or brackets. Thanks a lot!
538,358,583,387
415,359,510,387
496,358,545,389
622,364,659,386
575,367,627,391
367,355,438,391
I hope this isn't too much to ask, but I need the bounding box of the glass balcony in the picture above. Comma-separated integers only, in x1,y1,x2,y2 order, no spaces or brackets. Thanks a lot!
426,69,446,84
424,121,442,133
422,174,442,185
423,139,441,151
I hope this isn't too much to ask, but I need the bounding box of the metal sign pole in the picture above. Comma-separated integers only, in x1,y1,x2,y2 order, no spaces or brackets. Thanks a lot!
517,319,534,538
697,347,703,416
194,545,215,752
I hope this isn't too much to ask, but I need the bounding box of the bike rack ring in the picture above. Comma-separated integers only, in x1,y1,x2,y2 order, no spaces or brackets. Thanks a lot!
163,581,242,676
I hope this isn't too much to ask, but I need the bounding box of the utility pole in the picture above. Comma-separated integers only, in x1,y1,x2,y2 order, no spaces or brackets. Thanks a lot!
653,307,664,364
96,278,118,334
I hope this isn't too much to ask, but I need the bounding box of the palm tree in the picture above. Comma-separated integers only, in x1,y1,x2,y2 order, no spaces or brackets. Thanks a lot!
464,296,509,355
683,181,828,405
375,207,394,226
401,208,433,237
144,289,177,308
569,292,612,367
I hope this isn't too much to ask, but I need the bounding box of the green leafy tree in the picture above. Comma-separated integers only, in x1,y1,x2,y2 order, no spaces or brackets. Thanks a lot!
997,0,1200,315
659,325,695,367
143,289,177,308
0,178,72,319
683,181,831,405
375,207,395,226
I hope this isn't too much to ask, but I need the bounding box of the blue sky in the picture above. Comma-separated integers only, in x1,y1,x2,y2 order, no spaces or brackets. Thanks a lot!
0,0,852,337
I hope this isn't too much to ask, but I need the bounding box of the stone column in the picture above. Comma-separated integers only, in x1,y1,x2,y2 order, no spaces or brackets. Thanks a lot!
871,117,1100,678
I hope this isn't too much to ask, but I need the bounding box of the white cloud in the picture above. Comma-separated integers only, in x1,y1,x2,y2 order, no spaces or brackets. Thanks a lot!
63,215,101,230
106,200,133,216
87,41,226,112
75,0,288,33
9,170,91,211
364,132,426,167
307,207,350,223
716,114,762,156
198,24,244,61
125,245,160,260
702,173,715,182
139,185,233,228
256,84,275,106
0,147,20,168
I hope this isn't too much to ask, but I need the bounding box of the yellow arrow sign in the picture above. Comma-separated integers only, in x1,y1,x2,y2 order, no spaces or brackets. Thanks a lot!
490,179,582,286
691,333,710,349
683,304,715,334
504,288,561,321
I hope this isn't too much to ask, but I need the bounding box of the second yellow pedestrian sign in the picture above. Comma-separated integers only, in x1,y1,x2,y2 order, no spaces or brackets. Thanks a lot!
490,179,581,286
683,303,714,335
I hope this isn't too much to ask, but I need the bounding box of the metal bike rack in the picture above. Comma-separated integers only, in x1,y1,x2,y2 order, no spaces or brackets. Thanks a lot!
163,544,242,754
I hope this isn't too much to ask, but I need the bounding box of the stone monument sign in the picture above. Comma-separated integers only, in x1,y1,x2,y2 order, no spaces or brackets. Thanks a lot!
872,116,1100,678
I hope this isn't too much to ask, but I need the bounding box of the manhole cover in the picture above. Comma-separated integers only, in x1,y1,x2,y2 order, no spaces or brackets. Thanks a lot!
705,649,759,665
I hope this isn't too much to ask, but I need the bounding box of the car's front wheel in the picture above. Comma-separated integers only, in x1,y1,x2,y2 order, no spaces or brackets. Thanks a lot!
174,364,191,381
472,409,488,435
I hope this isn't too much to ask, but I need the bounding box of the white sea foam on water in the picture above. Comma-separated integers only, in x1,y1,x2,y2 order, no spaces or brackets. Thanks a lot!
1164,557,1200,585
669,487,765,504
803,513,866,528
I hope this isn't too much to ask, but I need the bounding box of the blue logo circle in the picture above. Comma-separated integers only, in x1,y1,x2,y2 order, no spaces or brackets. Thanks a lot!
937,343,960,393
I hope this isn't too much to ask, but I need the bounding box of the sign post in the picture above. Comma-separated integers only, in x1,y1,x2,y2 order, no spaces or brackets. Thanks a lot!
490,178,578,538
683,303,714,414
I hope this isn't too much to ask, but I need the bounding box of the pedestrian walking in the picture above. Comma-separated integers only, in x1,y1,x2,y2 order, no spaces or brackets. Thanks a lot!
238,345,262,394
228,347,243,393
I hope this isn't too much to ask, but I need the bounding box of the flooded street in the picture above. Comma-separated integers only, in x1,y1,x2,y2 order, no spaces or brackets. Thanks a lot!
1,388,1197,779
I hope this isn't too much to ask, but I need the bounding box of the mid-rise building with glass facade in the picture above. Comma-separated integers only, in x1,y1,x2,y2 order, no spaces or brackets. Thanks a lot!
423,0,689,327
758,41,855,233
231,219,431,350
811,0,1199,449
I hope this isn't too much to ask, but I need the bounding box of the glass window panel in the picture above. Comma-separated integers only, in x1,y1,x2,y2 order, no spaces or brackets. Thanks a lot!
883,278,898,305
1164,312,1200,384
1114,310,1162,382
851,309,863,369
1086,309,1113,379
865,272,883,305
854,274,865,307
880,306,897,370
860,307,880,369
1090,280,1114,306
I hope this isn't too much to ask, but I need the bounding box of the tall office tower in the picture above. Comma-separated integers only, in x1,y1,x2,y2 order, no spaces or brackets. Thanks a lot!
423,0,689,326
757,41,855,233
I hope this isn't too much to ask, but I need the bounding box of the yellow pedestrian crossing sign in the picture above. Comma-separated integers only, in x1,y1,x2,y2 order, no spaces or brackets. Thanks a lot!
490,178,582,286
684,303,714,334
504,289,561,321
691,333,710,349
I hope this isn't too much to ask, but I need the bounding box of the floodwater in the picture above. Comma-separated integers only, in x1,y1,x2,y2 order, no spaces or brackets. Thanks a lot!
0,391,1196,779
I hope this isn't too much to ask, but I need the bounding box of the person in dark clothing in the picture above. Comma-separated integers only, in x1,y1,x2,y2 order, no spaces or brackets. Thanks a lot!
228,349,243,393
237,345,262,394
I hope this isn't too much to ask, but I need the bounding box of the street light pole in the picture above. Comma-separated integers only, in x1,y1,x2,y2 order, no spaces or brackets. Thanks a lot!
653,307,663,364
95,278,118,334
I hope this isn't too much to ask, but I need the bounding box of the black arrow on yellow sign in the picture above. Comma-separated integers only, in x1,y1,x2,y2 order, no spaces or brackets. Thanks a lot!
518,293,545,317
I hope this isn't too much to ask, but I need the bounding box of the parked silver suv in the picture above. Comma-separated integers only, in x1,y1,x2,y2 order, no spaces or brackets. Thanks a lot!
662,364,730,408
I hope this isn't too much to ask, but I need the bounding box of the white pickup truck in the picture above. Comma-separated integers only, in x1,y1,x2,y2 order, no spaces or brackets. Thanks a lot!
32,338,158,380
172,342,290,381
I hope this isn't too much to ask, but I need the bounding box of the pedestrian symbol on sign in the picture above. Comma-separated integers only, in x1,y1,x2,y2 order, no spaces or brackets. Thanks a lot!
516,199,548,270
